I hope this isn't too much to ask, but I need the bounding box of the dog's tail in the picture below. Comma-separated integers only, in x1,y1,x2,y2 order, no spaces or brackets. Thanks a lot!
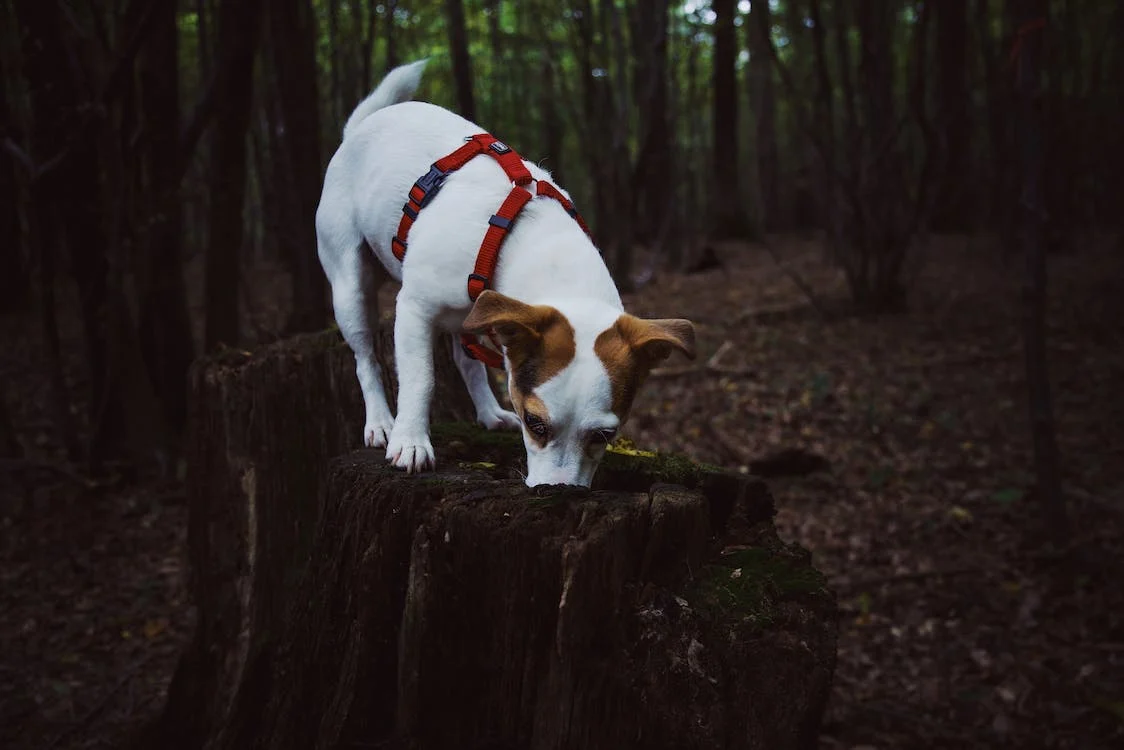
342,59,428,140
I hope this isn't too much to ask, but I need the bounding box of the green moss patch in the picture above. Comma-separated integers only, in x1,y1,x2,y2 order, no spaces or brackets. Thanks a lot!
690,545,829,626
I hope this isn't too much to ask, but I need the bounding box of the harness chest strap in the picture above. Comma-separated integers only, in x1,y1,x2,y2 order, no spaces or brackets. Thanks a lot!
391,133,591,368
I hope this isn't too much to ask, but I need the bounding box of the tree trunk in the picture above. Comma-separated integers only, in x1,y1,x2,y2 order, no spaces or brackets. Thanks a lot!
327,0,342,127
204,0,264,350
575,0,611,248
540,53,565,186
748,0,779,231
934,0,972,231
269,0,327,334
711,0,747,238
1014,0,1068,547
631,0,671,245
146,333,837,750
444,0,477,121
602,0,634,290
384,0,399,72
0,84,30,312
137,0,197,437
485,0,504,125
144,327,477,750
13,0,147,464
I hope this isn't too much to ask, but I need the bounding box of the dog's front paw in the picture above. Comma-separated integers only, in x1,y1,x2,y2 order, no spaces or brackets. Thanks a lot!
364,417,395,449
385,425,436,474
477,407,521,431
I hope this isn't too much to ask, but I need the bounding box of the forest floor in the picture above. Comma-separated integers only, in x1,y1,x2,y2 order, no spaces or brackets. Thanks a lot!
1,234,1122,749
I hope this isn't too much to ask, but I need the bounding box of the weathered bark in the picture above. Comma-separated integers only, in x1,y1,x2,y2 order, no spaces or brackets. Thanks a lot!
148,331,837,749
144,327,475,750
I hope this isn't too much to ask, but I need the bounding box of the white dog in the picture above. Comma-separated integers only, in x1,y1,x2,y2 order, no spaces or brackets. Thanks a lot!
316,60,696,487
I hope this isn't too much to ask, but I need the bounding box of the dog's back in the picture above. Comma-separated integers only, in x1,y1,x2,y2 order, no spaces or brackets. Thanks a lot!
318,63,601,307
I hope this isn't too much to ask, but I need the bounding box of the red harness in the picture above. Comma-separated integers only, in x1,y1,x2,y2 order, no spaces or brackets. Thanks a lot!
391,133,591,368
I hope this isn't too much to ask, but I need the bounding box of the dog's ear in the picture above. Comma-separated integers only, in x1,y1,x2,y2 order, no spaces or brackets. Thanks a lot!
616,316,697,362
462,290,551,348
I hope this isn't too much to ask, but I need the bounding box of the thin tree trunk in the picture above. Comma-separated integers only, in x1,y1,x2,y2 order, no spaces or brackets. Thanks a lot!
0,105,30,314
384,0,399,72
1,0,78,459
631,0,670,245
711,0,746,238
204,0,264,349
603,0,634,289
197,0,211,80
270,0,326,334
136,0,196,437
748,0,778,231
444,0,476,121
13,0,143,464
934,0,971,230
356,0,378,94
327,0,342,125
485,0,503,125
540,55,565,185
1014,0,1068,547
575,0,610,247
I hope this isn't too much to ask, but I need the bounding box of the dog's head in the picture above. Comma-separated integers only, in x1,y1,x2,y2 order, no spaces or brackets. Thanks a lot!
463,291,695,487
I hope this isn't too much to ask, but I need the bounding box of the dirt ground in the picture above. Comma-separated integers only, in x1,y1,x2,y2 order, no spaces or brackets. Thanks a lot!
1,234,1122,749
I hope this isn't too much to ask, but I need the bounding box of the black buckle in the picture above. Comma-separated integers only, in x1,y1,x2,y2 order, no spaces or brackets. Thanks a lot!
488,214,513,230
413,164,448,208
468,273,490,289
489,141,511,154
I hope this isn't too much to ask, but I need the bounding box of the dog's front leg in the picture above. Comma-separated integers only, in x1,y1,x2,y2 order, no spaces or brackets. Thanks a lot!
385,294,437,472
450,334,521,430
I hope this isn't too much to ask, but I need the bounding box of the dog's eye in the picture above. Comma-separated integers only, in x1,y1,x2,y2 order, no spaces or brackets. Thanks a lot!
524,413,549,438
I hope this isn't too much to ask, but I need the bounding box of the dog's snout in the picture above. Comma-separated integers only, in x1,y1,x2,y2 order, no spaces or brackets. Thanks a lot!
525,471,590,489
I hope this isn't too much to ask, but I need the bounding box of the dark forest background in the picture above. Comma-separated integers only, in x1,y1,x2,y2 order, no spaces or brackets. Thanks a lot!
3,2,1124,747
3,0,1121,471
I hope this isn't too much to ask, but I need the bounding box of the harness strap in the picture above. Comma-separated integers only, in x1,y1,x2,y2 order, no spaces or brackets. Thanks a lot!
536,180,591,237
392,132,590,368
467,186,535,300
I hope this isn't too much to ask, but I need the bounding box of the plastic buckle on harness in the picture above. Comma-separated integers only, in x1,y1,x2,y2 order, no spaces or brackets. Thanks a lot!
467,273,490,299
413,165,448,208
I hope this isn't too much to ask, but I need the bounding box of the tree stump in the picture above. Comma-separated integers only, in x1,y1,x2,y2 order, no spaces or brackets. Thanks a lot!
145,330,837,750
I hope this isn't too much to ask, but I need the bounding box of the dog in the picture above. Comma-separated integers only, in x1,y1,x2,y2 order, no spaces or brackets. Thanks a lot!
316,60,696,487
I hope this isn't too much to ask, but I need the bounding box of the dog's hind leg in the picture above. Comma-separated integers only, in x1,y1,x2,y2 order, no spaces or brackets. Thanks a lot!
322,237,396,448
450,335,520,431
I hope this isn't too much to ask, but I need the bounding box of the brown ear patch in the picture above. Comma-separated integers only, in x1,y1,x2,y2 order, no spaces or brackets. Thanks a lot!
594,314,696,417
462,290,576,409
